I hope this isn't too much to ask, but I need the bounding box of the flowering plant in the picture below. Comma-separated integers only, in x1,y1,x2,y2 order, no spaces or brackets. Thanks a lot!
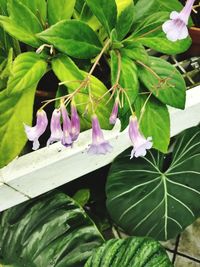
0,0,196,168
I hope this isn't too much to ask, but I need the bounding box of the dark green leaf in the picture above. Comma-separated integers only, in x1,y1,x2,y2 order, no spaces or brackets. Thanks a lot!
47,0,75,25
52,54,113,129
0,52,47,168
0,192,104,267
138,56,186,109
85,237,172,266
121,42,149,64
85,0,117,34
106,126,200,240
116,1,134,40
134,94,170,153
0,47,13,80
37,20,102,59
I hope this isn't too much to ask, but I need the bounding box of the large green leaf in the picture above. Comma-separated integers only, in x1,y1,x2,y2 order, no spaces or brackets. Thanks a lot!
138,56,186,109
134,94,170,153
85,0,117,34
0,0,43,47
106,126,200,241
85,237,172,267
128,12,192,55
111,51,139,116
0,192,104,267
47,0,75,25
0,52,47,168
121,42,149,64
37,20,102,59
52,54,113,130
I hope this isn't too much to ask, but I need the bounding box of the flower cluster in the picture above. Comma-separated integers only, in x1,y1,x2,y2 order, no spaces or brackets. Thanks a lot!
24,97,152,158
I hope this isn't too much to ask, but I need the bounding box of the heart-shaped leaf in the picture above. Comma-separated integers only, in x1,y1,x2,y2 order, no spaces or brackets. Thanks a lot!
85,237,172,267
138,56,186,109
38,20,102,59
106,126,200,240
0,52,47,168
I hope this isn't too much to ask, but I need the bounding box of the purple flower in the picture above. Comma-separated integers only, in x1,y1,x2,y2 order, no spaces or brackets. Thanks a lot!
129,116,152,158
60,103,72,146
109,98,119,125
71,102,80,141
88,115,112,155
24,109,48,150
47,109,63,146
162,0,195,42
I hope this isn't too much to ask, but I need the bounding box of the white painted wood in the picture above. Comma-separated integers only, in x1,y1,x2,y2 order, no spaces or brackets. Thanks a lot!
0,182,29,212
0,86,200,211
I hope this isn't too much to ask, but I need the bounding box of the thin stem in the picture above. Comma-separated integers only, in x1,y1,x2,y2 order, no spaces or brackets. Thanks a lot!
138,92,152,125
122,88,134,115
40,39,111,110
136,60,161,81
116,50,122,84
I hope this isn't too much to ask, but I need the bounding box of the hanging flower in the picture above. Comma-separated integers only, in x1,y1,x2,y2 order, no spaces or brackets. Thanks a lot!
71,102,80,141
24,109,48,150
109,98,119,125
88,114,112,155
60,103,72,146
162,0,195,42
47,109,63,146
129,116,152,158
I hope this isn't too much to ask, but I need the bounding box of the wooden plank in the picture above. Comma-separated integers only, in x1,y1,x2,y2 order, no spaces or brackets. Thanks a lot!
0,86,200,211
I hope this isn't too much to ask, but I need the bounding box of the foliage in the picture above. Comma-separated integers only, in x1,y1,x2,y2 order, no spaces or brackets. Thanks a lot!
85,237,172,267
0,192,104,267
106,126,200,240
0,0,192,168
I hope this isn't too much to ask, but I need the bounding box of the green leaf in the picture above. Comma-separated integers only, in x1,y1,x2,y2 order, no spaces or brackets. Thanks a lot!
115,1,134,40
85,237,172,267
134,94,170,153
52,54,113,129
106,126,200,240
38,20,102,59
85,0,117,34
128,12,192,55
121,42,149,64
132,0,184,24
20,0,47,24
47,0,75,25
0,52,47,168
0,47,13,80
111,51,139,116
80,3,101,31
0,192,104,267
0,0,44,48
138,56,186,109
73,189,90,206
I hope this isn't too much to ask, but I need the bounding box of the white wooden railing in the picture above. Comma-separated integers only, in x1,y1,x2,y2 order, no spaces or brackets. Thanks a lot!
0,85,199,212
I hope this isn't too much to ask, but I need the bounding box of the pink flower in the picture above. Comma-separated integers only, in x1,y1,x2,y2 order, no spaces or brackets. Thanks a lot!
162,0,195,42
71,102,80,141
88,115,112,155
60,103,72,146
109,98,119,125
47,109,63,146
129,116,152,158
24,109,48,150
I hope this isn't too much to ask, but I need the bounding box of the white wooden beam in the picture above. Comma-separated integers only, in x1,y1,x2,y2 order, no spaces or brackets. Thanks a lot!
0,86,200,211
